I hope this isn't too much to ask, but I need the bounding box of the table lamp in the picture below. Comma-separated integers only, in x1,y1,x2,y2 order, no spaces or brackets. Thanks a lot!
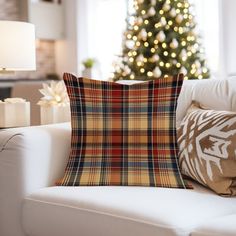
0,21,36,73
0,21,36,128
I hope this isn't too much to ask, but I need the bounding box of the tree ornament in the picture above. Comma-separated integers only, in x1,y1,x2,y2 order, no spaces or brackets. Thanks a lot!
148,7,156,16
124,66,131,75
136,17,143,25
136,54,144,62
180,66,187,75
150,54,160,62
160,17,167,26
195,60,201,68
170,39,179,49
163,2,171,12
137,0,144,4
151,0,156,6
153,67,162,78
176,14,184,24
169,8,176,17
126,40,135,49
139,29,147,40
156,31,166,42
180,49,187,57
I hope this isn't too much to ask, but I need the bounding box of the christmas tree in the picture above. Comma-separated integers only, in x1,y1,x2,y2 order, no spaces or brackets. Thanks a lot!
112,0,210,81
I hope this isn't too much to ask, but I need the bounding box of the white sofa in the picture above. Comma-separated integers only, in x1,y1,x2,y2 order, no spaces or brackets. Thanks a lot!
0,78,236,236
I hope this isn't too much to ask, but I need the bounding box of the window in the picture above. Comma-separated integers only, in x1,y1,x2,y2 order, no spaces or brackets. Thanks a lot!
190,0,220,77
86,0,127,80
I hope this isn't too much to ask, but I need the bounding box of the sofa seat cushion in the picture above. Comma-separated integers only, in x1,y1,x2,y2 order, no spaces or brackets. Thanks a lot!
22,182,236,236
192,214,236,236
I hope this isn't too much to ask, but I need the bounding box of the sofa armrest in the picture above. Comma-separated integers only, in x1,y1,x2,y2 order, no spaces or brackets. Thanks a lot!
0,122,71,236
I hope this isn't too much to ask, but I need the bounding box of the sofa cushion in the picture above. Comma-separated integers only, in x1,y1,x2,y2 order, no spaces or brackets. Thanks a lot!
178,103,236,196
22,182,236,236
58,73,188,188
192,214,236,236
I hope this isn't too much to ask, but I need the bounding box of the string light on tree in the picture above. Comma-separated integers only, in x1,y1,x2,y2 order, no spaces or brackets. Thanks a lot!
113,0,210,81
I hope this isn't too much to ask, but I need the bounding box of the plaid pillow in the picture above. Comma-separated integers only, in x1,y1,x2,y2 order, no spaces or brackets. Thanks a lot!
58,73,188,188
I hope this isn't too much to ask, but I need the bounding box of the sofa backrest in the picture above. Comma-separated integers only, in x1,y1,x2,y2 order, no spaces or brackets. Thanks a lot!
118,78,236,127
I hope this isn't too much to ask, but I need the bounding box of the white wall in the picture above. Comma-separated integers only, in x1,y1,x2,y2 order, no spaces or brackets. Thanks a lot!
55,0,79,78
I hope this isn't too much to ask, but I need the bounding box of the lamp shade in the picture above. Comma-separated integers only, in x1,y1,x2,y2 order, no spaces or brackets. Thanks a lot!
0,21,36,71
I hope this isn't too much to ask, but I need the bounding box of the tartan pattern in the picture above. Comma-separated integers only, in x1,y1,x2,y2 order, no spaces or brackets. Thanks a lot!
58,73,188,188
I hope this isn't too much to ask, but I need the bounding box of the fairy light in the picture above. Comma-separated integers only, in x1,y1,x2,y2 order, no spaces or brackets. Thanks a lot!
133,36,137,41
179,27,184,34
154,39,159,44
155,23,161,28
171,52,176,58
159,10,164,15
141,10,146,15
130,74,135,79
144,19,149,25
166,63,170,68
148,32,152,37
181,41,186,46
143,58,148,62
191,68,196,74
198,75,203,79
164,51,168,56
147,71,153,77
184,9,188,14
159,61,164,67
185,2,189,8
151,48,156,53
174,26,178,32
186,22,190,27
127,34,132,39
133,51,137,56
176,9,180,14
140,68,145,73
164,75,169,78
136,41,141,46
137,62,142,66
187,51,192,57
144,42,149,47
184,14,188,19
128,52,132,57
176,63,181,68
168,20,173,26
184,76,188,80
203,68,208,73
177,3,182,7
134,25,139,31
165,25,170,30
129,58,134,62
162,42,167,48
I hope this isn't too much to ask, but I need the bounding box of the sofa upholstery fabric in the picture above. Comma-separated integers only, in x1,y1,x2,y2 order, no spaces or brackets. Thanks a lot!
22,182,236,236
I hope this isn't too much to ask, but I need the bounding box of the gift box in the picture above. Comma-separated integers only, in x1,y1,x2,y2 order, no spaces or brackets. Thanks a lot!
40,104,71,125
0,98,30,128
